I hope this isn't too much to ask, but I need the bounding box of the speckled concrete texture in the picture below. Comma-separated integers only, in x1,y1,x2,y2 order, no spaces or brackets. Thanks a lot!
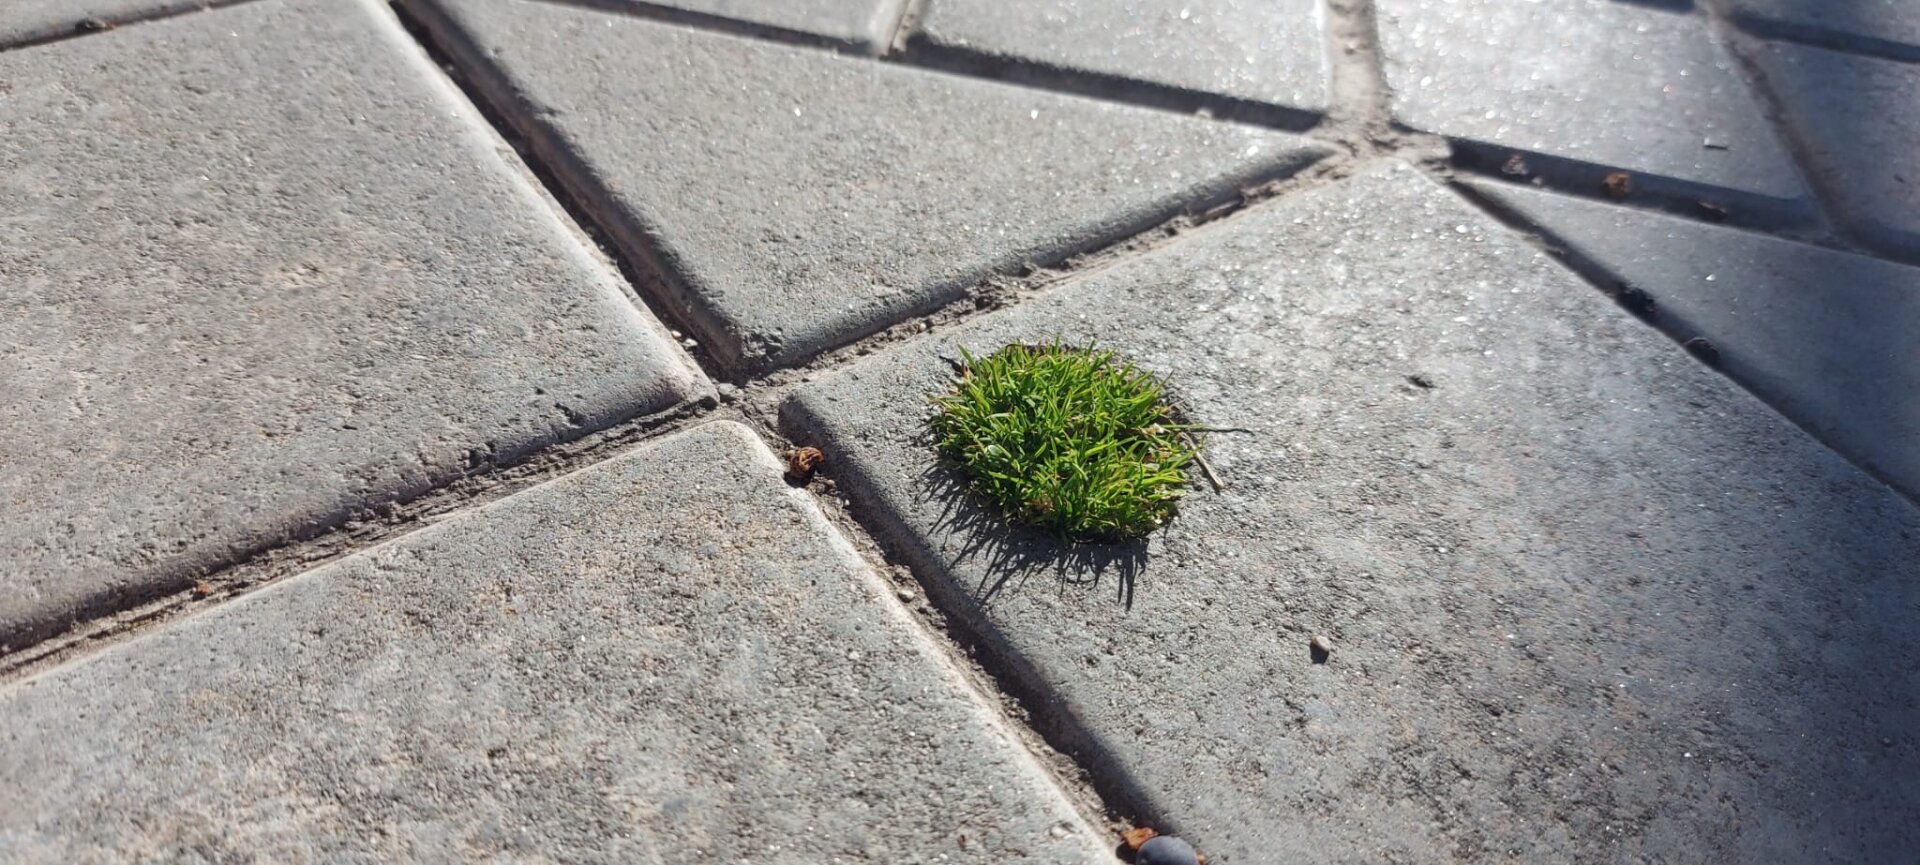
1467,178,1920,502
1377,0,1810,217
405,0,1331,373
0,0,216,49
917,0,1331,118
786,164,1920,863
0,422,1109,864
0,0,707,648
1751,40,1920,257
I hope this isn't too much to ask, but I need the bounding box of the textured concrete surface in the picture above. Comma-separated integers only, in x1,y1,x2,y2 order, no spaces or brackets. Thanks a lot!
623,0,904,53
0,0,213,48
786,164,1920,862
1730,0,1920,60
0,422,1109,863
1751,40,1920,257
406,0,1331,374
0,0,707,648
915,0,1330,119
1467,178,1920,503
1376,0,1810,216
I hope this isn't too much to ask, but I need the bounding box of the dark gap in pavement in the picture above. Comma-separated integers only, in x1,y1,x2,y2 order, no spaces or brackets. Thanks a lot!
390,0,739,385
1711,0,1920,265
894,36,1326,134
1453,176,1920,509
1724,4,1920,64
504,0,877,55
0,0,258,54
1609,0,1695,12
777,397,1174,838
1448,140,1822,236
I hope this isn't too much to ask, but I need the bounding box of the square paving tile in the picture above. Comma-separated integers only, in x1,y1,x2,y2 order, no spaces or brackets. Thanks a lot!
0,422,1107,863
786,163,1920,863
0,0,708,648
1377,0,1811,218
407,0,1330,374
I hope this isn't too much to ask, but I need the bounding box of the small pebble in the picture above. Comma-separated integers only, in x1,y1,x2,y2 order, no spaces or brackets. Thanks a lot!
1682,336,1720,365
1137,835,1200,865
1311,634,1333,655
896,586,916,602
1602,171,1632,200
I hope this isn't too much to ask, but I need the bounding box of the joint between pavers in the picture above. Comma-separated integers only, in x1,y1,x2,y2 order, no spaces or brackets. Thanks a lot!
892,37,1327,134
495,0,881,55
1700,6,1920,267
1319,0,1396,142
1721,10,1920,66
1450,177,1920,511
0,0,257,54
881,0,923,57
773,394,1176,840
392,0,742,385
0,392,724,680
1448,140,1822,236
733,149,1370,399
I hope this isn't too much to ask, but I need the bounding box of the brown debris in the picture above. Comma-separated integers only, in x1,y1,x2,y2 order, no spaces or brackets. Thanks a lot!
1122,826,1159,850
193,581,212,599
784,446,825,484
1601,172,1632,200
1500,153,1530,176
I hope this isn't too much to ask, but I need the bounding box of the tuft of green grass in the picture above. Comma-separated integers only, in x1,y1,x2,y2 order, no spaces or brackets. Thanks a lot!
930,341,1196,543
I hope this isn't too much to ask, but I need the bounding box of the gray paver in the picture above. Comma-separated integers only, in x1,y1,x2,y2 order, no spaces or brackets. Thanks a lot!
0,422,1109,864
1376,0,1811,216
0,0,211,48
1751,40,1920,257
915,0,1330,120
406,0,1331,374
0,0,708,648
1466,178,1920,502
1730,0,1920,61
785,164,1920,862
616,0,903,54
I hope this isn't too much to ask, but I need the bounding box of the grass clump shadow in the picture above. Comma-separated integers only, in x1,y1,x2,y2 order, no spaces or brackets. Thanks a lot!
931,341,1197,545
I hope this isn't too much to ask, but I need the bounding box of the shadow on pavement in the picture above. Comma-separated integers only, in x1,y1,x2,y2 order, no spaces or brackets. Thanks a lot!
916,451,1148,611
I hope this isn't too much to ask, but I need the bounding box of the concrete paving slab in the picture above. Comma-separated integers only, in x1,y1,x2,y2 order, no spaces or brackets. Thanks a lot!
1730,0,1920,61
1750,40,1920,258
1376,0,1811,219
785,163,1920,863
1466,178,1920,503
406,0,1331,374
914,0,1331,121
0,0,214,49
0,422,1109,864
0,0,708,649
615,0,904,54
